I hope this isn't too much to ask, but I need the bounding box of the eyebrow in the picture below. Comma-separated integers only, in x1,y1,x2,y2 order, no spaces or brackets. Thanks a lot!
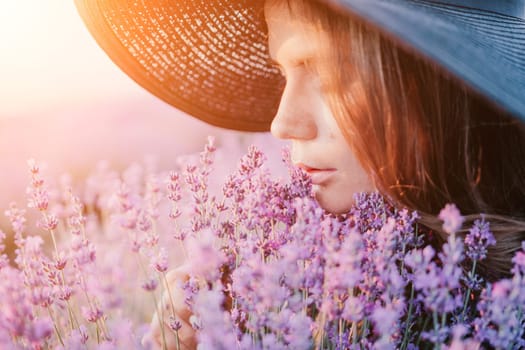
267,54,317,68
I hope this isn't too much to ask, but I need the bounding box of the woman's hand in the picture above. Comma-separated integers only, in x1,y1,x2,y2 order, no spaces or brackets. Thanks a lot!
141,265,197,350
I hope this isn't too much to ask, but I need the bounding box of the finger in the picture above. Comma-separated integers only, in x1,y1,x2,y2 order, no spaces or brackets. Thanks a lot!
143,310,178,350
165,264,191,284
141,329,158,350
160,280,193,323
145,310,197,350
164,316,197,349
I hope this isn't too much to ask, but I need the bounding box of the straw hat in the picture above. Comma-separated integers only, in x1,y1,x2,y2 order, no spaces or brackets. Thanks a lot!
75,0,525,131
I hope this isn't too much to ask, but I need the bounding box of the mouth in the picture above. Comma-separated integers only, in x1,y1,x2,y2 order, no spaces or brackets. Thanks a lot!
295,163,337,185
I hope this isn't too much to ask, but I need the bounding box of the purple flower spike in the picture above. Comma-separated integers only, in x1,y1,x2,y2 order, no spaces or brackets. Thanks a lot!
2,142,523,349
168,316,183,332
512,242,525,275
141,278,158,292
439,203,464,234
464,217,496,261
82,306,103,323
151,247,169,273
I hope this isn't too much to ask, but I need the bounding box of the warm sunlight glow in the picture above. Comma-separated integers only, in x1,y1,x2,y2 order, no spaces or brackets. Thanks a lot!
0,1,145,118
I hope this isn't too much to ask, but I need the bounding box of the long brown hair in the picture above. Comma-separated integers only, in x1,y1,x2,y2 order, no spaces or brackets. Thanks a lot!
269,0,525,279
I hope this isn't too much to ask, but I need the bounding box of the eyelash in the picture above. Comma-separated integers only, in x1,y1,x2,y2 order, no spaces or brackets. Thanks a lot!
270,60,335,94
271,60,313,78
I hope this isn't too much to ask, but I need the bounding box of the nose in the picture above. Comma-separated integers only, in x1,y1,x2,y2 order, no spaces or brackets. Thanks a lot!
270,80,318,140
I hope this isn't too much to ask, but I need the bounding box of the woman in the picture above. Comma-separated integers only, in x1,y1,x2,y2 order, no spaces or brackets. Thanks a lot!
75,0,525,348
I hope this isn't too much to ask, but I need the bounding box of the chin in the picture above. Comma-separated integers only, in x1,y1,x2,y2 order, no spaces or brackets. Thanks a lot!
313,186,354,214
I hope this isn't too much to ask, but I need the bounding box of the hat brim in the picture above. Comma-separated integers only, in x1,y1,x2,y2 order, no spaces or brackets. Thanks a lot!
334,0,525,123
74,0,525,131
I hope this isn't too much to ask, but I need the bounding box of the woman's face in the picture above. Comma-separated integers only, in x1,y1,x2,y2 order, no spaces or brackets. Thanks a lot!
265,2,374,214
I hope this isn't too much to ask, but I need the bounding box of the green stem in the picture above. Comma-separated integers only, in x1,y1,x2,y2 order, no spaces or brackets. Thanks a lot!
351,321,358,347
400,283,415,349
47,307,64,346
161,272,178,323
362,318,370,339
507,308,523,350
460,260,477,323
338,317,343,347
151,291,168,350
415,315,430,347
176,330,181,350
432,312,440,350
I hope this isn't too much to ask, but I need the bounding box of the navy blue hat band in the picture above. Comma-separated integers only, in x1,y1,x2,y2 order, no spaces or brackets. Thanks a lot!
443,0,524,19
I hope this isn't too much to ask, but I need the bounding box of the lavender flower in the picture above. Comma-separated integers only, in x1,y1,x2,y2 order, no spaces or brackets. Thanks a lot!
192,285,238,349
473,243,525,348
0,140,523,349
464,217,496,261
439,203,464,234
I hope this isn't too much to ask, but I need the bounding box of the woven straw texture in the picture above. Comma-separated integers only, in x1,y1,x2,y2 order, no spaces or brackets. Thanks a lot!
77,0,283,131
75,0,525,131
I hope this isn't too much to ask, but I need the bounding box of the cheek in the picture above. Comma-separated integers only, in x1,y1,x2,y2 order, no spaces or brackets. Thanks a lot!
313,169,374,214
313,150,374,214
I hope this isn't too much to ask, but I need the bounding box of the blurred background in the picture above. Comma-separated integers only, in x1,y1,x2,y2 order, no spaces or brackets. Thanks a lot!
0,1,282,235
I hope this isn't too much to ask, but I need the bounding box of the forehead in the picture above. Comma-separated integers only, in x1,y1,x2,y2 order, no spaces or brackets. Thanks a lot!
264,2,322,62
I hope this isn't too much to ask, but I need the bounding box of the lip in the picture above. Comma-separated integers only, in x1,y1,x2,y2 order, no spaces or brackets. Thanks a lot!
295,163,337,185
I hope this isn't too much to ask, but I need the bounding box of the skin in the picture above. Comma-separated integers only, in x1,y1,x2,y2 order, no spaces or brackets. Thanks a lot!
141,265,196,350
265,1,374,214
143,3,375,348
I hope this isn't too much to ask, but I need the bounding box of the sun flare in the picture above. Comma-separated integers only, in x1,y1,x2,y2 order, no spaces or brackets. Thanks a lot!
0,1,144,118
